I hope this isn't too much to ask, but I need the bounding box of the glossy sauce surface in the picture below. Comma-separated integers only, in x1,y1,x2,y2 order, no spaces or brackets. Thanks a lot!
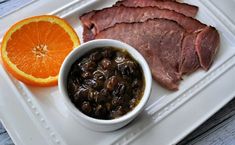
67,47,145,119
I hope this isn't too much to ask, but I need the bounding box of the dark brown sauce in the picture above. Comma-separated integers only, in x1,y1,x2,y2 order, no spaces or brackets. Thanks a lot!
67,47,145,120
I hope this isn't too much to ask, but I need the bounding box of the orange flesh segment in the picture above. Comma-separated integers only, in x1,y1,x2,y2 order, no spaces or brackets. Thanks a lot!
6,21,73,78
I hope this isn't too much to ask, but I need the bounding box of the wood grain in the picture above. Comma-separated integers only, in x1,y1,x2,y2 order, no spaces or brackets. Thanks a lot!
0,123,14,145
178,98,235,145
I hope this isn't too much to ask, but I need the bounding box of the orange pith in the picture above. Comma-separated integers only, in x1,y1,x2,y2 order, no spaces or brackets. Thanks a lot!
1,15,80,86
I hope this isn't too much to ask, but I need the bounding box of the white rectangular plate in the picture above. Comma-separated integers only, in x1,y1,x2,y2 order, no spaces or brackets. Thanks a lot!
0,0,235,145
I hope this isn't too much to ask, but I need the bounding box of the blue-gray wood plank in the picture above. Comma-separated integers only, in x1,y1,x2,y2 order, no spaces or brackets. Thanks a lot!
0,123,13,145
178,98,235,145
1,98,235,145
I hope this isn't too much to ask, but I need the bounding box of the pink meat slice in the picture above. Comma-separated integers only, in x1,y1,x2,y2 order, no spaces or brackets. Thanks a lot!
195,26,220,70
81,6,219,73
80,11,95,28
80,0,198,29
80,2,220,90
96,19,185,90
114,0,198,17
85,6,205,37
180,33,200,74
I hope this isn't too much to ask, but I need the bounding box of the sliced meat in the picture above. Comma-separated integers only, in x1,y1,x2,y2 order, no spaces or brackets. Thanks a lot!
115,0,198,17
180,33,200,74
195,26,220,70
83,26,95,42
81,6,220,74
80,0,198,28
96,19,185,90
80,2,220,90
85,6,205,37
80,11,95,28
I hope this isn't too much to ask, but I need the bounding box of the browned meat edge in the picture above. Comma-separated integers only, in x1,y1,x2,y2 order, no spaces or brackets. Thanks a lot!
114,0,198,17
85,6,205,36
80,0,199,29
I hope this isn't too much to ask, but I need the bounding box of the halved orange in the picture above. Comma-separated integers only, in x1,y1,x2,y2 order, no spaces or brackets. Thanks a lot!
1,15,80,86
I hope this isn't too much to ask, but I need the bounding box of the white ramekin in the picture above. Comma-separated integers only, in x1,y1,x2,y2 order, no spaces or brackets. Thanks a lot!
59,39,152,132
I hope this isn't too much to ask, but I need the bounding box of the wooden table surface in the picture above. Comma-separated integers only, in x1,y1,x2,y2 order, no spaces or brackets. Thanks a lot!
1,98,235,145
177,98,235,145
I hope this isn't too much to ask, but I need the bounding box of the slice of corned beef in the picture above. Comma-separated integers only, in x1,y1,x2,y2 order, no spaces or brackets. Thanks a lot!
114,0,198,17
86,6,205,36
96,19,185,90
195,26,220,70
80,0,198,28
80,2,220,90
180,33,200,74
81,6,219,73
80,0,198,29
80,11,95,29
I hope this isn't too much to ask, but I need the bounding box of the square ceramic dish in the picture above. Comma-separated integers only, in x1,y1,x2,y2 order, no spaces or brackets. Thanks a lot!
0,0,235,145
